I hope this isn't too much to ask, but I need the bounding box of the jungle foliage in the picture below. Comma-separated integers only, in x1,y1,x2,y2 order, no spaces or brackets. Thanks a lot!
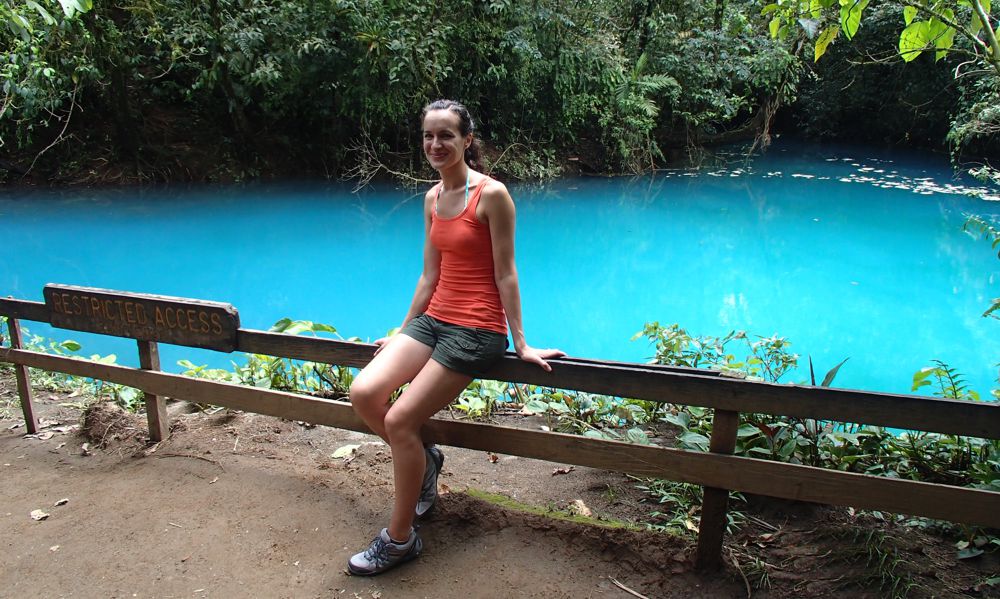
765,0,1000,157
0,0,815,182
1,0,997,183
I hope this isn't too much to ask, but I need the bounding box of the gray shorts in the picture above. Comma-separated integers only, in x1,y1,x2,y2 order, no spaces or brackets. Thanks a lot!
400,314,508,377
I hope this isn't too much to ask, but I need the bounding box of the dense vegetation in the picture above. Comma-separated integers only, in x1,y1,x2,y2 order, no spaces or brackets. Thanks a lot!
2,0,997,184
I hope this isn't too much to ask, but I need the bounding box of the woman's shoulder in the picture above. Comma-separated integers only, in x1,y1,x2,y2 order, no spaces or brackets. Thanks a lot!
479,176,511,202
477,176,515,224
423,181,441,202
425,180,443,197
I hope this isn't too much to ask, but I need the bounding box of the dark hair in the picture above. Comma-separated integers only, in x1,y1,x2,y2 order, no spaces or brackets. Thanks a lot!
421,99,482,170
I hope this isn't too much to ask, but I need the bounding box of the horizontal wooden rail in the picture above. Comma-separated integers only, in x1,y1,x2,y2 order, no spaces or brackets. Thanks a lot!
0,298,47,322
2,346,998,529
237,330,1000,439
3,296,998,439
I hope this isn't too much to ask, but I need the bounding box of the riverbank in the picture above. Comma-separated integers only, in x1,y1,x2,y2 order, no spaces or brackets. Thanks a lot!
2,371,997,598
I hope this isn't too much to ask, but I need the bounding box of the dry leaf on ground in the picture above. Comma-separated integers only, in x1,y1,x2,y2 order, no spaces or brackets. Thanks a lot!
569,499,592,517
332,444,360,459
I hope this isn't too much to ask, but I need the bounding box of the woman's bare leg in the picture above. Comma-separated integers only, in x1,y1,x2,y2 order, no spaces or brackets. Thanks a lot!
383,360,472,540
349,335,433,442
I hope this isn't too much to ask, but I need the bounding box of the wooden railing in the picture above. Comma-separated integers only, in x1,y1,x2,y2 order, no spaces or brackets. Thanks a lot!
2,285,998,571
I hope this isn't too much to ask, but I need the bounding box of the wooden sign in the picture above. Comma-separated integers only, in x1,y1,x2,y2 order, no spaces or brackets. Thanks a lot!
43,284,241,352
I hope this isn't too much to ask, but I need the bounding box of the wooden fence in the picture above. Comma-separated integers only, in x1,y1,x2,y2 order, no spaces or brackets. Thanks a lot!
2,284,998,571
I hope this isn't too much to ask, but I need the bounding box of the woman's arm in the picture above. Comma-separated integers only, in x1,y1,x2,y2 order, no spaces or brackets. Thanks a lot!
484,182,565,371
374,191,441,353
400,192,441,326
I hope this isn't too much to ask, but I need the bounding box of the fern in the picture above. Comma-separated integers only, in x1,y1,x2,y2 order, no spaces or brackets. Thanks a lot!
912,359,980,401
963,215,1000,320
964,214,1000,259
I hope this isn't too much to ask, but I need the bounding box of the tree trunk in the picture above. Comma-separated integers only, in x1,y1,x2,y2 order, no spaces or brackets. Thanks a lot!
208,0,254,155
636,0,656,57
91,11,141,161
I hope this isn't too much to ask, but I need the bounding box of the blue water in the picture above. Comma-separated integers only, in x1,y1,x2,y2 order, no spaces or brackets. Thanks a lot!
3,142,999,397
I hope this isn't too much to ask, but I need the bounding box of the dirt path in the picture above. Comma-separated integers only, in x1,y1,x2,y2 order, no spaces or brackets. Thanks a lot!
2,379,997,598
1,397,739,599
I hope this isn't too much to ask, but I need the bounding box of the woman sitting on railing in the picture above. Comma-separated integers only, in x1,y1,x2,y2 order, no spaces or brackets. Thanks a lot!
345,99,564,576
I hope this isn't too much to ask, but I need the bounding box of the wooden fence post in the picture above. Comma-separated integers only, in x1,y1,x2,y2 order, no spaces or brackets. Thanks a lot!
695,408,740,570
6,317,40,434
138,340,169,442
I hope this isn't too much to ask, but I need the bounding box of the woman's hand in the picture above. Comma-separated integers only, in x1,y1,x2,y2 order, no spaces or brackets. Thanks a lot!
372,336,392,357
516,345,566,372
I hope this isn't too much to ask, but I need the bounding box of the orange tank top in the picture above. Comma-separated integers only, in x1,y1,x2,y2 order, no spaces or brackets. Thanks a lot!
424,178,508,334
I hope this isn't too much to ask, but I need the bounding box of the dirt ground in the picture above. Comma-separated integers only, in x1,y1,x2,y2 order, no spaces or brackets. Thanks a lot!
1,373,998,599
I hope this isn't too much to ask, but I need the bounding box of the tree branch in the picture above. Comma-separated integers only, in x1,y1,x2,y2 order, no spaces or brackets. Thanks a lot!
968,0,1000,77
23,83,79,178
898,0,987,55
342,127,435,191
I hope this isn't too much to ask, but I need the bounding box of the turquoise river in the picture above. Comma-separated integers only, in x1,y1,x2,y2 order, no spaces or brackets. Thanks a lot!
3,141,999,398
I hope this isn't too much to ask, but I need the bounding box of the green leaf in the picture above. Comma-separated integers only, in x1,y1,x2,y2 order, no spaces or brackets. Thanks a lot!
523,399,549,414
625,428,651,445
809,0,824,18
839,0,869,40
661,412,690,429
971,10,983,37
761,3,779,15
310,322,338,334
25,0,56,25
903,6,917,25
60,340,81,352
769,16,781,38
931,10,957,60
779,439,797,458
957,546,985,559
969,0,989,37
269,318,337,336
269,317,293,331
984,298,1000,319
679,431,710,450
56,0,77,17
821,357,850,387
12,12,33,34
548,402,570,414
899,20,930,62
6,16,29,42
814,25,840,61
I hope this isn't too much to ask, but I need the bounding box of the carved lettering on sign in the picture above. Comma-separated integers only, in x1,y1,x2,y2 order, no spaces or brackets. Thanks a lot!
44,284,240,352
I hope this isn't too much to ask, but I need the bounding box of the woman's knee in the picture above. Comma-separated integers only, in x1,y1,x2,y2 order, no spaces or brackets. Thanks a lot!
349,376,390,413
383,406,420,442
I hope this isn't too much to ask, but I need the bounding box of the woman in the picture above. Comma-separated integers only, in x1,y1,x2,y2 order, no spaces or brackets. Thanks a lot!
346,99,564,576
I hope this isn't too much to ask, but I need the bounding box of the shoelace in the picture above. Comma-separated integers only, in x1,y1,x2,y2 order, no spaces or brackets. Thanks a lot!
363,536,391,567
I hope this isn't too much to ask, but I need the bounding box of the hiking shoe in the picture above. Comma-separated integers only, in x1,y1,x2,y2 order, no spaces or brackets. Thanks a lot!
415,445,445,517
347,528,422,576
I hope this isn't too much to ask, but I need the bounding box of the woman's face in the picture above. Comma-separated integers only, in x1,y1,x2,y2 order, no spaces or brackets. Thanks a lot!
423,109,470,171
